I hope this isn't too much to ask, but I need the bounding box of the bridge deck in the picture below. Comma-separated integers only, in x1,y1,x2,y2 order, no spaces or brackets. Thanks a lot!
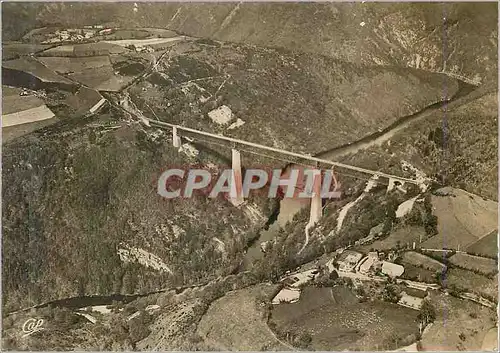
149,119,422,186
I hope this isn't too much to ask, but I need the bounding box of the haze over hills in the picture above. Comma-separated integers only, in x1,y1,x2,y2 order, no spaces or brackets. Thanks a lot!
1,2,498,351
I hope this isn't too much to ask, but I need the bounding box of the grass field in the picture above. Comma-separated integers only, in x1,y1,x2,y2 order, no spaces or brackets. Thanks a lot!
421,188,497,250
196,284,289,350
3,57,74,84
3,105,55,128
446,268,498,300
270,286,419,350
38,42,128,57
2,88,46,115
37,56,111,73
448,253,497,276
466,231,498,258
421,291,497,351
67,66,134,91
357,226,426,253
401,251,446,272
102,36,185,47
3,43,51,60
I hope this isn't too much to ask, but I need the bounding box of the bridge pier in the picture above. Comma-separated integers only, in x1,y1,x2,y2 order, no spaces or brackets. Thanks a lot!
230,148,244,207
308,169,322,227
172,126,181,148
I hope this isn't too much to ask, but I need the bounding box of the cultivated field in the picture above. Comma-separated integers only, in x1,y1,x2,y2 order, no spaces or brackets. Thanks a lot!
3,105,55,128
3,57,74,84
270,286,419,351
401,251,446,272
37,56,111,73
68,67,134,91
38,42,128,57
102,36,186,47
467,231,498,258
3,43,51,60
448,253,497,276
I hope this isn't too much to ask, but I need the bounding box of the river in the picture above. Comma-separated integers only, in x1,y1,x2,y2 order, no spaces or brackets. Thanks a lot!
243,79,484,266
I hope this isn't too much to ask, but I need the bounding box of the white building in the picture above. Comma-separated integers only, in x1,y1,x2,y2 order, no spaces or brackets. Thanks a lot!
272,288,300,304
359,252,379,275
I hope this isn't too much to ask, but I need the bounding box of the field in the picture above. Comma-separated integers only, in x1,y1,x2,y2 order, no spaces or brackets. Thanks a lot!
466,231,498,258
2,88,46,114
3,105,55,128
196,284,289,350
448,253,497,276
421,291,497,351
421,188,498,250
102,36,185,47
37,56,111,73
401,251,446,272
3,43,51,60
357,226,426,252
38,42,128,57
3,57,74,84
446,268,498,300
399,263,439,283
270,286,419,350
70,68,135,91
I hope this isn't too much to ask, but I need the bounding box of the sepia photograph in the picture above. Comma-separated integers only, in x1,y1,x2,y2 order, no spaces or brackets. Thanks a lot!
1,1,498,351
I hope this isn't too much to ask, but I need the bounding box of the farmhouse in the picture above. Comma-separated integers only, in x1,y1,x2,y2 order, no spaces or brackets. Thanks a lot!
382,261,404,277
397,291,424,310
337,250,363,272
358,252,379,275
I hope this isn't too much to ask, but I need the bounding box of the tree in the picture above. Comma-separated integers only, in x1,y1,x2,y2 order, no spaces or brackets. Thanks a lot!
418,300,436,326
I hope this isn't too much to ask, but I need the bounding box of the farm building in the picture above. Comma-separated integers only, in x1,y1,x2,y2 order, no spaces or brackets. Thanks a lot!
358,252,379,275
382,261,404,277
337,250,363,272
397,291,424,310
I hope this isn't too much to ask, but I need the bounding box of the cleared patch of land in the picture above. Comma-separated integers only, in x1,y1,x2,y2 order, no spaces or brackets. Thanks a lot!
466,230,498,258
37,56,111,73
270,286,419,350
446,268,498,300
38,42,128,57
3,105,55,127
401,251,446,272
102,36,186,47
358,226,426,252
2,88,46,114
3,43,51,60
3,57,74,84
421,188,497,250
421,291,497,351
448,253,497,276
196,284,289,350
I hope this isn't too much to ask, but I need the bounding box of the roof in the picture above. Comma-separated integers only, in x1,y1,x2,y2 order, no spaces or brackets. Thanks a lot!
382,261,405,277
